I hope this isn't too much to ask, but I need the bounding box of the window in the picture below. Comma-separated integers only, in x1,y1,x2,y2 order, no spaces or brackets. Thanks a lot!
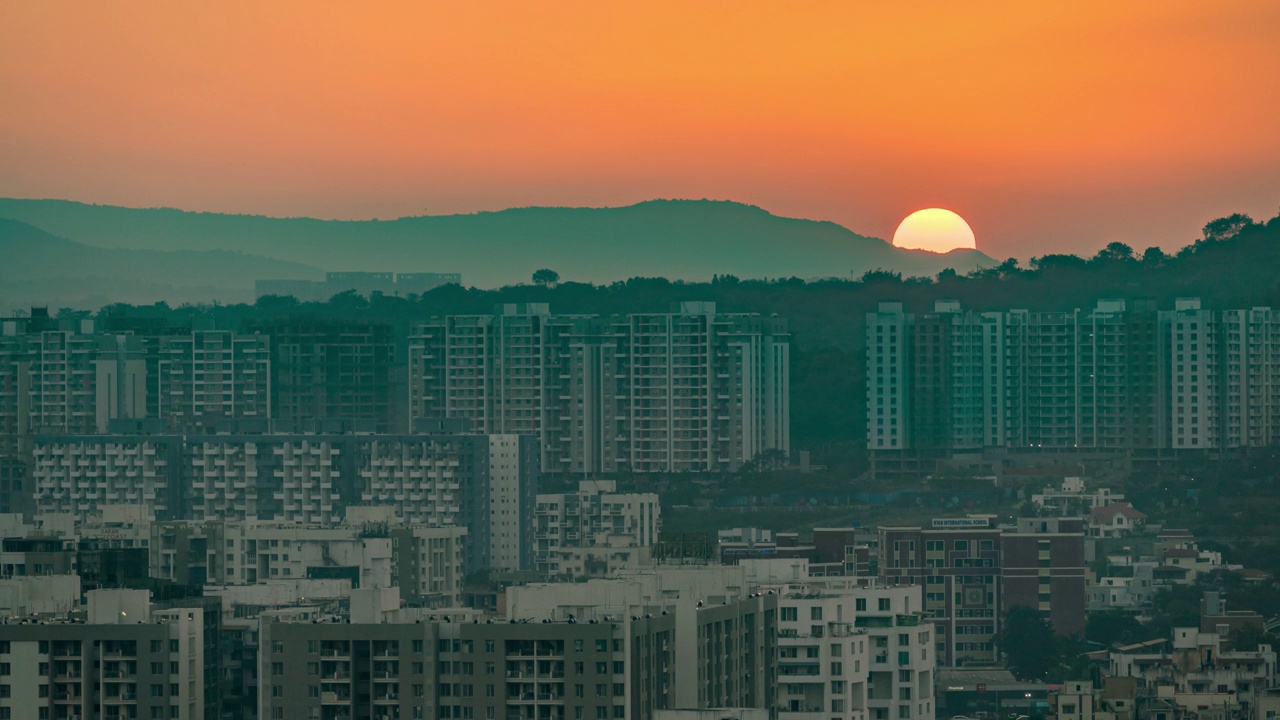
856,599,867,612
811,607,823,621
308,686,319,698
878,598,891,611
782,607,798,621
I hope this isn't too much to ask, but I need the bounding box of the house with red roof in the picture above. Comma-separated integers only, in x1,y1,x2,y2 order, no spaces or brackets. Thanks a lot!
1087,502,1147,538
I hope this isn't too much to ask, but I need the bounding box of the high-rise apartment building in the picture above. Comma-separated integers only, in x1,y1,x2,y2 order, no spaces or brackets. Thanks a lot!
256,320,397,432
151,330,272,431
868,298,1280,466
410,302,789,474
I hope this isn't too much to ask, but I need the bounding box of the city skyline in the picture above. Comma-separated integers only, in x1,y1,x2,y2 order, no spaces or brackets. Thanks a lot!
2,2,1279,260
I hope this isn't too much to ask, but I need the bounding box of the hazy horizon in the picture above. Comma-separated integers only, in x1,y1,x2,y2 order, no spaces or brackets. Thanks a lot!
3,2,1278,260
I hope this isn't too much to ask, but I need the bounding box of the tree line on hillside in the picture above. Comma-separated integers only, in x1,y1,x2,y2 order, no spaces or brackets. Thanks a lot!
69,210,1280,470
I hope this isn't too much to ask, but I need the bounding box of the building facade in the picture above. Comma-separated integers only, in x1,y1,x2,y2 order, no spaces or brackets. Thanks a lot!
867,298,1280,471
409,302,790,474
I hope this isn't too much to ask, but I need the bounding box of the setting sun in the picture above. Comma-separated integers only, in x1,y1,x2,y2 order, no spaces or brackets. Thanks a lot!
891,208,977,253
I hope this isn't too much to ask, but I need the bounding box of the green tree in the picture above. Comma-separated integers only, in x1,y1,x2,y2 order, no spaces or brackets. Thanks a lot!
1203,213,1254,242
532,268,560,287
1092,241,1136,264
1000,607,1059,680
1085,610,1148,647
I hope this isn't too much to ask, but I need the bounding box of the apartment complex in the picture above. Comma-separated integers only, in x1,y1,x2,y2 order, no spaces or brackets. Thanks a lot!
29,426,537,572
878,517,1086,667
867,298,1280,470
259,591,778,720
532,481,661,579
409,302,790,474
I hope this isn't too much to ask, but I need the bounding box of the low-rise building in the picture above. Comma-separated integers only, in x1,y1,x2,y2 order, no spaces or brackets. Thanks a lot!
1087,503,1147,538
534,481,660,579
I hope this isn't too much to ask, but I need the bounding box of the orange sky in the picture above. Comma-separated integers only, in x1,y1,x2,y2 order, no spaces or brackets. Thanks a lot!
2,1,1278,259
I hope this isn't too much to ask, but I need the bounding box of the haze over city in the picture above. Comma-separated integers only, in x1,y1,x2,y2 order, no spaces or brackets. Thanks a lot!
4,4,1280,720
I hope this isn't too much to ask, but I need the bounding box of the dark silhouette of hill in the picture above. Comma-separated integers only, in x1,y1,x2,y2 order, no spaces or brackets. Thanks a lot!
0,198,994,288
0,218,322,310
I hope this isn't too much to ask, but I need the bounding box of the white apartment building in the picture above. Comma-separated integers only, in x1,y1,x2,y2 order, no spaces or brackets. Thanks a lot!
487,434,539,571
867,303,911,451
30,430,526,573
777,585,934,720
1032,477,1124,516
1218,306,1280,448
33,435,182,521
534,480,660,578
1163,299,1219,449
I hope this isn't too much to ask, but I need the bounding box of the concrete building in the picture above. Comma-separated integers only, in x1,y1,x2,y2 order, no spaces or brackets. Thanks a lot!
488,434,540,572
151,330,272,432
32,433,184,521
409,302,790,474
148,519,466,606
255,319,398,432
259,589,778,720
29,427,534,573
533,481,660,579
777,585,934,720
0,589,208,720
879,516,1086,666
1105,627,1276,720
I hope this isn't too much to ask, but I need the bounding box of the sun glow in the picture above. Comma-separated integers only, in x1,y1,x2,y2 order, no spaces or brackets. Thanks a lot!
892,208,977,253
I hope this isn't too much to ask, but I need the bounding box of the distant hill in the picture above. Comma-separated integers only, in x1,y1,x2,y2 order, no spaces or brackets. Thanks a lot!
0,198,994,290
0,218,322,310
